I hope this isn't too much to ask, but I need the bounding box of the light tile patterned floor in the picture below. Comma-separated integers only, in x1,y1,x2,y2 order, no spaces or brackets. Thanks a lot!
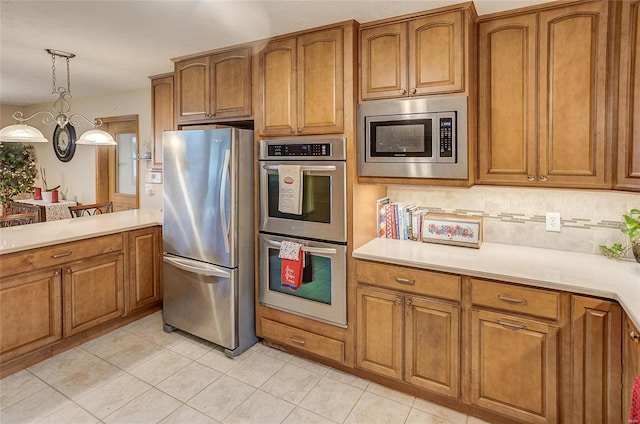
0,312,491,424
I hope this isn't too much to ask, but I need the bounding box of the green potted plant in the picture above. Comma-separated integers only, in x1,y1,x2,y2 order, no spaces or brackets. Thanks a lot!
0,143,37,213
599,208,640,262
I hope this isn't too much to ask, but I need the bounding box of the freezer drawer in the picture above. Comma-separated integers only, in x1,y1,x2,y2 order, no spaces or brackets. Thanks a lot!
162,254,236,350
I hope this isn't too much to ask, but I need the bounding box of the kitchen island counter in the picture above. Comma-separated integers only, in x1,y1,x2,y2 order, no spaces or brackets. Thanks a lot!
0,208,162,255
353,238,640,329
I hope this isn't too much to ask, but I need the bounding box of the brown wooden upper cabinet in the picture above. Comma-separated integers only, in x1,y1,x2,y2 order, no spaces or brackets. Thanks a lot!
173,47,252,125
617,0,640,191
477,1,611,189
360,8,469,101
257,23,351,137
149,73,174,169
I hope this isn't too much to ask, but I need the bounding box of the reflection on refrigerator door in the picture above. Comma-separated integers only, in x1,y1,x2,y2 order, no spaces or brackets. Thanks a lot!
163,254,235,350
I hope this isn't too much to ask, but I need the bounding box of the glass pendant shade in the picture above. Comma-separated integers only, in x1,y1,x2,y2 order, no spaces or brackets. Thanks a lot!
76,129,116,145
0,123,48,143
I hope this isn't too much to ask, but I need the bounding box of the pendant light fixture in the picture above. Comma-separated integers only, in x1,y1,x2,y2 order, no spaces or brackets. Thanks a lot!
0,49,116,146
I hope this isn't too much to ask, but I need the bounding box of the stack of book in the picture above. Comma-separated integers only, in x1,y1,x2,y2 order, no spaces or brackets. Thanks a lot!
376,197,427,241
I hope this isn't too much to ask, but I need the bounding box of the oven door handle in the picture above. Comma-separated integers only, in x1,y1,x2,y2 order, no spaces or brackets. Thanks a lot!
262,164,337,172
265,239,337,255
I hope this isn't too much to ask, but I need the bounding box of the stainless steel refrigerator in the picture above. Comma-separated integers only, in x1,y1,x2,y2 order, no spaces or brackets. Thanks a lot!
162,128,257,357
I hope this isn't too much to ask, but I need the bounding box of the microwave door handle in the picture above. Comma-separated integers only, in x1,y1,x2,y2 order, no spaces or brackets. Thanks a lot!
262,165,337,172
220,149,231,253
265,239,337,255
163,255,231,279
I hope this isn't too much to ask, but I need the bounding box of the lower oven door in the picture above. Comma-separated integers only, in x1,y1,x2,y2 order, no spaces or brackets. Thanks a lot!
258,233,347,327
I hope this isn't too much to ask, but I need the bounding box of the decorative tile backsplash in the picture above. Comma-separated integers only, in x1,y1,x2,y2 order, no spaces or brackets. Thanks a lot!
387,185,640,257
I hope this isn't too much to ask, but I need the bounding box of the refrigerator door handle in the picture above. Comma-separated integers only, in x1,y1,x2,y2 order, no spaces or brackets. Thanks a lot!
220,148,231,254
163,255,231,279
265,239,337,255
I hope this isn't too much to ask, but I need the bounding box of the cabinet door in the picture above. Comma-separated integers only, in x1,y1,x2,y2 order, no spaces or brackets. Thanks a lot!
471,309,558,424
409,11,463,95
211,47,252,119
617,0,640,191
259,37,297,137
405,296,460,398
175,56,210,123
128,227,162,313
538,1,610,188
63,253,125,336
360,23,407,100
571,296,622,424
477,14,537,184
623,315,640,423
297,27,344,135
356,286,403,380
150,74,174,169
0,269,62,362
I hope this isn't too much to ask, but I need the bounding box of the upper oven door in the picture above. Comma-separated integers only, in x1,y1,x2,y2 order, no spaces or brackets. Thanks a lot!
259,160,347,242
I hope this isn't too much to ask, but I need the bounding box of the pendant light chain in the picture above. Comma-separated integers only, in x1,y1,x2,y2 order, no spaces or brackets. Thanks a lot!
51,52,57,95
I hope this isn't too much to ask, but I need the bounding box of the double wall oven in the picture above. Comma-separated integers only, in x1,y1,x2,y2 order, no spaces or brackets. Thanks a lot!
258,138,347,327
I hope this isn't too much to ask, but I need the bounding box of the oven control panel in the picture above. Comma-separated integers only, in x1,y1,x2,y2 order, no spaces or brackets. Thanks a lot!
267,143,331,157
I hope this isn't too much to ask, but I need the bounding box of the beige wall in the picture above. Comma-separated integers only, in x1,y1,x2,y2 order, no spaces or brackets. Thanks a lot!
1,88,162,210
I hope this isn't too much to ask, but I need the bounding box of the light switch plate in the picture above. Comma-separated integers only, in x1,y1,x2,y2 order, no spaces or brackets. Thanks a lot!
147,170,162,184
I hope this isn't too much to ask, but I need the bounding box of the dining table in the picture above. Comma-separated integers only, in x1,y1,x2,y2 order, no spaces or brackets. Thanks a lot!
14,198,78,221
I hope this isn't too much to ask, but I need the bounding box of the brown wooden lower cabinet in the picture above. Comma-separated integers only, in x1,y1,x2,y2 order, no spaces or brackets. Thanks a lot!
470,309,558,424
0,226,162,377
570,296,622,424
356,285,461,398
63,252,125,337
128,226,162,313
0,269,62,362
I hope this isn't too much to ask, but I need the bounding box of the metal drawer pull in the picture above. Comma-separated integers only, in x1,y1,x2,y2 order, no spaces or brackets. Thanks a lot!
290,336,306,345
497,294,527,304
394,277,415,285
631,331,640,342
497,319,527,330
51,251,72,258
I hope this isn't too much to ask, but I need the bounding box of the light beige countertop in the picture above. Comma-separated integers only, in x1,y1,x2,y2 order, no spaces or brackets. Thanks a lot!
353,237,640,329
0,208,162,255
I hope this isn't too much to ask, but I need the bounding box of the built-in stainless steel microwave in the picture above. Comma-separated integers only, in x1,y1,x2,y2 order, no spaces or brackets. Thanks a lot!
357,95,468,179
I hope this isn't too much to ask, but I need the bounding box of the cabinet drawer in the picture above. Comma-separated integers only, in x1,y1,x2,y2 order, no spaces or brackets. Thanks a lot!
0,234,124,278
260,318,344,363
356,260,461,301
470,279,559,320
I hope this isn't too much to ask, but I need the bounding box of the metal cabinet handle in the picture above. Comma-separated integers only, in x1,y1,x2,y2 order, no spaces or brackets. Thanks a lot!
54,271,60,277
497,319,527,330
394,277,415,285
405,298,412,306
497,294,528,304
527,175,535,182
66,269,72,274
400,89,406,95
395,297,402,305
51,251,72,258
631,331,640,342
539,175,548,182
410,88,417,95
290,336,306,345
297,128,302,134
290,128,295,135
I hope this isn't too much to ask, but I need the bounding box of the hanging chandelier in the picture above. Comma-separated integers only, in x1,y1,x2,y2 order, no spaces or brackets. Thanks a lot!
0,49,116,145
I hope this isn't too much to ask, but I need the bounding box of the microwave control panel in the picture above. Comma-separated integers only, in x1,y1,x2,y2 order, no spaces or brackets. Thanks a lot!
267,143,331,157
439,117,453,158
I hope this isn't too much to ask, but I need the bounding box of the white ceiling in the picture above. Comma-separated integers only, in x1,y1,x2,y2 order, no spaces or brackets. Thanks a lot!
0,0,553,106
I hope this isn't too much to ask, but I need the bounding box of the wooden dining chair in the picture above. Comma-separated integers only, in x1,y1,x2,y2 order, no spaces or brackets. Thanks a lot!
8,201,45,222
68,201,114,218
0,212,38,227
